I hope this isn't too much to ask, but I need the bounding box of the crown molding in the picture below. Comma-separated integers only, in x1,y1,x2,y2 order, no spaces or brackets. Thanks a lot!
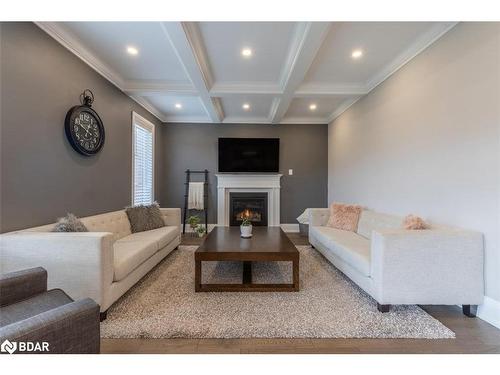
222,116,272,124
280,117,329,124
326,97,362,123
35,22,125,89
130,96,167,122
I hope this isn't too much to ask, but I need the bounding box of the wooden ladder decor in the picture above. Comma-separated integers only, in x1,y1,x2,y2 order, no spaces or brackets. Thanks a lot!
182,169,209,234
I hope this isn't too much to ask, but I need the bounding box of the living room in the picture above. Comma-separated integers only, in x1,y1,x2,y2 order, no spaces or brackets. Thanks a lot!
1,0,499,369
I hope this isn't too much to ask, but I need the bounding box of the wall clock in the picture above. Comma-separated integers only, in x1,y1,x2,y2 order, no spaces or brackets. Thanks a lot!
65,89,105,156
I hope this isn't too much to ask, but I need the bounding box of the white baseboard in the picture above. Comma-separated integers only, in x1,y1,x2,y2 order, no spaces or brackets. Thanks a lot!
184,224,300,233
280,224,300,233
477,296,500,329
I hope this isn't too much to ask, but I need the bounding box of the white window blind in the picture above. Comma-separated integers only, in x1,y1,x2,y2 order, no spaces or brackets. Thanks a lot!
132,113,154,206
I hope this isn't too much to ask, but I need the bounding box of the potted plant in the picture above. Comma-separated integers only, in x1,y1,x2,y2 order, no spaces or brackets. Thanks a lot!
240,217,252,238
195,224,206,238
187,215,200,236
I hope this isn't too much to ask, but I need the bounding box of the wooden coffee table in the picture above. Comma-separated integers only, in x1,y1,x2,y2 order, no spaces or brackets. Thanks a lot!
195,226,299,292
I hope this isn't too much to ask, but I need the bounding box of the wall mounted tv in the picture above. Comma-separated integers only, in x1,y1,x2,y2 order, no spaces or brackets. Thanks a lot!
218,138,280,173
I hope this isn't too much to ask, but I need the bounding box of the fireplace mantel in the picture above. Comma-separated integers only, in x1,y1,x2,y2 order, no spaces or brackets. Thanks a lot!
215,174,282,227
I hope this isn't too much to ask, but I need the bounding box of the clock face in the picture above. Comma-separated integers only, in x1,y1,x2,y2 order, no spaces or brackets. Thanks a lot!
65,106,105,156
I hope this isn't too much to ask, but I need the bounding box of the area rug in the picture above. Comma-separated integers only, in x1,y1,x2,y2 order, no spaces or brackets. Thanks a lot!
101,245,455,339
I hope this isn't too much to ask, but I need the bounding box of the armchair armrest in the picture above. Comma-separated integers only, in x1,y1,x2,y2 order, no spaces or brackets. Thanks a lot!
160,208,181,231
0,232,114,309
370,229,484,305
0,267,47,307
308,208,330,227
0,298,100,353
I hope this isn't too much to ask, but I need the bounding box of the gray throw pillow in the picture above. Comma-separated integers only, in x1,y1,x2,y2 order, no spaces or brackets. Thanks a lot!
125,202,165,233
52,213,88,232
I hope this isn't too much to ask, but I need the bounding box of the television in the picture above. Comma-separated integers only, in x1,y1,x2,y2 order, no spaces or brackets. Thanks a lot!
218,138,279,173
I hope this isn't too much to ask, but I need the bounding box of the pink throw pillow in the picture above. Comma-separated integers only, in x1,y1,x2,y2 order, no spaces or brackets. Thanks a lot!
403,214,429,230
327,203,362,232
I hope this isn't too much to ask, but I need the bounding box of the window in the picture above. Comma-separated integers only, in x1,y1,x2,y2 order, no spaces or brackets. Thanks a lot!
132,112,154,206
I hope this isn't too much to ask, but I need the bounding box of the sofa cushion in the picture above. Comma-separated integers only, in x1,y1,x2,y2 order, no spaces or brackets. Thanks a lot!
311,226,371,276
0,289,73,327
125,203,165,233
81,211,131,242
113,226,178,281
356,210,402,239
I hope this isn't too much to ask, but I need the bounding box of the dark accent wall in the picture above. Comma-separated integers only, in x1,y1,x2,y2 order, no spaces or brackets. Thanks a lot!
0,22,163,232
157,123,328,224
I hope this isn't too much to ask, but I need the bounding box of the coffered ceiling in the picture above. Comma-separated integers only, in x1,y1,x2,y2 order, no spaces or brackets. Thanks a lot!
37,22,456,124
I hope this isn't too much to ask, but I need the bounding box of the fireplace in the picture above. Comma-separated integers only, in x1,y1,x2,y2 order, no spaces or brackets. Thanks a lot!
229,192,268,226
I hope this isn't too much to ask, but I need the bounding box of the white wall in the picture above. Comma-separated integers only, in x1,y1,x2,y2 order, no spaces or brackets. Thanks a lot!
328,23,500,310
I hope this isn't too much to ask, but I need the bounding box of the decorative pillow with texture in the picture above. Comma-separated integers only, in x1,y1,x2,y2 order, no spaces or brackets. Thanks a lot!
403,214,429,230
326,203,362,232
52,213,88,232
126,202,165,233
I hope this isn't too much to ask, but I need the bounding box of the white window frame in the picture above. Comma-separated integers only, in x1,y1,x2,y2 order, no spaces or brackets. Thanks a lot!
131,111,155,205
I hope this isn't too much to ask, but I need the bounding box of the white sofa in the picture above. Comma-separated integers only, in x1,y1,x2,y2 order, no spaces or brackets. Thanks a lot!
0,208,181,318
308,208,484,315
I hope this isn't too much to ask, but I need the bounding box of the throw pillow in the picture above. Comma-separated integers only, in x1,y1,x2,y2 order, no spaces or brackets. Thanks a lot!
52,213,88,232
403,214,429,230
326,202,362,232
125,202,165,233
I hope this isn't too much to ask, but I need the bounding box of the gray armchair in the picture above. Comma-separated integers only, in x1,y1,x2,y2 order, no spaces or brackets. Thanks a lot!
0,267,100,354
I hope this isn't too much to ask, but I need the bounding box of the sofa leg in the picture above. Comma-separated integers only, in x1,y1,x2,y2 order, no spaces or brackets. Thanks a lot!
462,305,477,318
99,311,108,322
377,303,391,313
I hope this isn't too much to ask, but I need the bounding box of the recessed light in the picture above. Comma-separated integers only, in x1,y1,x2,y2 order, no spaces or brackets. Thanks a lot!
175,103,182,109
241,48,252,57
126,46,139,56
351,49,363,59
309,104,317,111
242,103,250,110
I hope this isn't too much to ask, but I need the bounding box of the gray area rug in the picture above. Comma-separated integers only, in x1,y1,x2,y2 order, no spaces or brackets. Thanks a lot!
101,245,455,339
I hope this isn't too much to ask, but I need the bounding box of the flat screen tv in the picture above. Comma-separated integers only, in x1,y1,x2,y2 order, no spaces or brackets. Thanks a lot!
218,138,279,173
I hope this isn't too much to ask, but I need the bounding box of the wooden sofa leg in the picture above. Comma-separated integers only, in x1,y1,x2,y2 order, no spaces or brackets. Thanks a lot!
462,305,477,318
100,311,108,322
377,303,391,313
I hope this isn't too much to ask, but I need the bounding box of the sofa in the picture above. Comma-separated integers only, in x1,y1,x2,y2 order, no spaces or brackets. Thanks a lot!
0,208,181,319
308,208,484,315
1,267,100,354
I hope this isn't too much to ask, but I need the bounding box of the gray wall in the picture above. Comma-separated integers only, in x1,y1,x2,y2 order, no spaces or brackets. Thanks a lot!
0,22,163,232
158,123,328,223
328,23,500,303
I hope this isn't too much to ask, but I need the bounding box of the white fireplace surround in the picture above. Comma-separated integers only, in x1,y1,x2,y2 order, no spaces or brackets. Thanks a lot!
216,174,282,227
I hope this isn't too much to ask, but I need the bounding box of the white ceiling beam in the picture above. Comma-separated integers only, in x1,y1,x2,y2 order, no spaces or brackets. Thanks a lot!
161,22,224,123
210,82,282,97
122,81,197,96
269,22,331,124
294,83,368,97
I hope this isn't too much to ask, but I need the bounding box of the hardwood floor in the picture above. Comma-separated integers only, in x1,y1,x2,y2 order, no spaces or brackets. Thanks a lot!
101,232,500,354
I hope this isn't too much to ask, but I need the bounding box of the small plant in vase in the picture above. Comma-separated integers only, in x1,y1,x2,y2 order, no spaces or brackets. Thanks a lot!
195,224,206,238
187,215,200,237
240,217,253,238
